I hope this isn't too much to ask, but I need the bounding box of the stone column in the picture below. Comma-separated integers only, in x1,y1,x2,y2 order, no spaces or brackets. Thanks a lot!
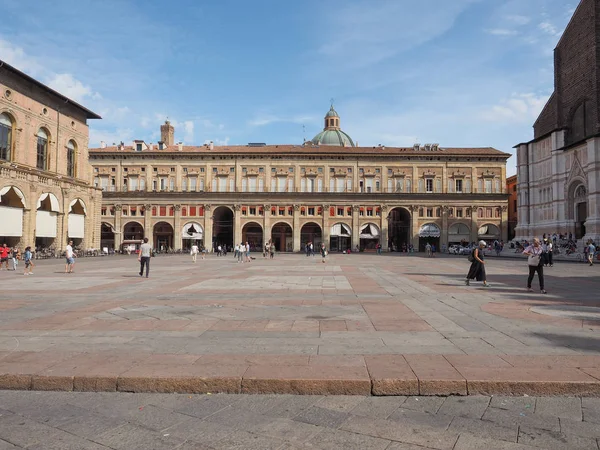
233,204,241,246
174,204,182,250
143,203,152,247
501,205,509,242
322,204,330,249
21,207,32,249
352,205,360,250
410,205,420,250
204,205,213,252
293,204,301,252
469,207,478,244
441,205,449,248
115,203,123,250
380,205,388,251
263,204,271,247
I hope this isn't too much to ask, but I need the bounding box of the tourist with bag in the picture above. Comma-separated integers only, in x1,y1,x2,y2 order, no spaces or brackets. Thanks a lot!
465,241,490,287
523,238,546,294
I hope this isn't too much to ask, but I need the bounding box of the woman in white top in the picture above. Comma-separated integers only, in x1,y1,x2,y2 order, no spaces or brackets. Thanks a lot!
523,238,546,294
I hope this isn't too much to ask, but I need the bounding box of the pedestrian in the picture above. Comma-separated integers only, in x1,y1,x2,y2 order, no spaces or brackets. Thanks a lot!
269,242,275,259
11,247,19,271
431,244,436,257
465,240,490,287
320,242,327,263
588,241,596,266
138,237,152,278
238,242,244,263
234,243,240,261
65,240,76,273
23,246,33,275
305,242,310,257
245,241,251,262
310,242,314,256
546,239,554,267
191,242,199,263
201,246,206,259
217,244,222,257
0,244,9,270
523,238,546,294
425,242,432,257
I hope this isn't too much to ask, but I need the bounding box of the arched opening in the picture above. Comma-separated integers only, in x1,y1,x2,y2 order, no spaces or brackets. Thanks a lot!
182,222,204,250
242,222,263,252
0,186,26,246
35,193,60,249
67,140,77,178
388,207,411,251
153,222,174,251
477,223,500,242
100,223,115,254
419,223,440,252
329,222,351,252
569,184,588,239
360,223,380,251
300,222,322,251
448,223,471,246
68,198,86,247
212,206,234,250
36,128,49,171
271,222,293,252
0,112,15,161
122,221,144,253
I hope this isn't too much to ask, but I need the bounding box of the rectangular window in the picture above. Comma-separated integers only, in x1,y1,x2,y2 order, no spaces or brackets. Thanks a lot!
190,206,197,216
485,179,492,193
190,177,197,191
258,178,264,192
279,207,285,216
346,178,352,192
159,206,167,216
122,207,128,216
136,143,142,151
426,179,433,193
375,181,380,191
129,177,138,191
250,207,256,215
455,179,463,193
101,207,106,216
367,208,373,217
456,208,463,218
337,207,344,216
336,178,344,193
426,208,433,217
388,179,393,192
182,178,187,191
366,178,373,193
308,207,315,215
199,178,205,191
36,136,47,170
160,178,167,191
249,177,257,192
406,178,411,193
277,177,286,192
169,178,175,191
242,178,248,192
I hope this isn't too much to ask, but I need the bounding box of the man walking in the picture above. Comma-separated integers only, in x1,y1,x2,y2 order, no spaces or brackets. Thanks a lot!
588,241,596,266
65,240,76,273
425,242,432,257
138,237,152,277
191,242,199,263
0,244,9,270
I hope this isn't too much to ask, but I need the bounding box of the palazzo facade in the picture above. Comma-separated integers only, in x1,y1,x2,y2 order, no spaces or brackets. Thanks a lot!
0,60,101,251
89,109,510,253
515,0,600,244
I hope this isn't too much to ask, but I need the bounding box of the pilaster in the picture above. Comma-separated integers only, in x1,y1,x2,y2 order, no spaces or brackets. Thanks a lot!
441,205,448,247
233,204,242,246
380,205,388,251
322,204,330,248
174,204,182,249
204,205,213,251
263,204,271,247
115,203,124,249
469,207,478,243
352,205,360,249
410,205,419,249
293,204,301,252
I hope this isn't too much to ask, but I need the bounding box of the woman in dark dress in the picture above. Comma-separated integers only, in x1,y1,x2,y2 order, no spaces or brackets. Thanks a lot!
465,240,490,287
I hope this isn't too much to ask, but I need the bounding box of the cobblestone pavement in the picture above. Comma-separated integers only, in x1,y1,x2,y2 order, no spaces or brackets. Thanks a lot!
0,253,599,395
1,391,600,449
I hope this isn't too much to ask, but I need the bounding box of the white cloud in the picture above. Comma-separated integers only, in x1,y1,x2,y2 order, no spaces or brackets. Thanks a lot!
539,21,560,37
480,93,549,124
89,127,135,148
0,39,43,75
505,15,530,25
182,120,194,143
486,28,519,36
214,137,230,146
248,114,314,127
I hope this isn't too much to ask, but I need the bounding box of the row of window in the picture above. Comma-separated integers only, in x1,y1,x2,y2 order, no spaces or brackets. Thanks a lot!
0,113,77,177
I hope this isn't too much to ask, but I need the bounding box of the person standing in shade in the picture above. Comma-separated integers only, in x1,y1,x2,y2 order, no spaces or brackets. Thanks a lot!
465,240,490,287
238,242,245,263
523,238,546,294
23,246,33,275
269,241,275,259
425,242,432,257
190,242,199,263
138,237,152,278
245,241,251,262
65,240,76,273
320,242,327,263
11,247,20,271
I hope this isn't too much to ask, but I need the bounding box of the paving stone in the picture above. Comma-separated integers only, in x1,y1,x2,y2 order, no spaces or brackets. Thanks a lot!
27,432,111,449
448,416,518,442
436,396,490,419
489,396,537,413
211,430,285,449
454,433,540,449
399,396,445,414
582,397,600,424
163,419,233,443
94,423,185,450
293,405,349,428
173,394,240,419
534,397,582,421
56,413,125,439
387,408,454,429
248,418,321,444
0,414,61,448
559,417,600,439
0,439,20,450
482,407,560,432
304,428,391,450
315,395,366,412
263,395,323,418
349,396,407,419
385,443,439,450
517,426,599,450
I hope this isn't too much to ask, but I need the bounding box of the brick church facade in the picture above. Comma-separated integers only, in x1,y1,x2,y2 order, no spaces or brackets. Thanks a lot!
515,0,600,244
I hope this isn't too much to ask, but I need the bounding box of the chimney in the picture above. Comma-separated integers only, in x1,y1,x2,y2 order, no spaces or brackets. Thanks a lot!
177,142,183,151
148,143,154,150
160,120,175,146
209,141,214,151
100,141,106,149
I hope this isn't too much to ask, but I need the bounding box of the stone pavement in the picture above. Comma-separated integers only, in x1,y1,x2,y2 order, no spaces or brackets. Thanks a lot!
1,391,600,449
0,252,599,396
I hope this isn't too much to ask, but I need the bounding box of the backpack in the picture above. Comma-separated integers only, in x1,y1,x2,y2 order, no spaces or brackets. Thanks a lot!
467,249,475,263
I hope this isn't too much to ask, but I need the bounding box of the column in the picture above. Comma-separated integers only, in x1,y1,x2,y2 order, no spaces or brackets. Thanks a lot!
441,205,449,248
174,204,182,250
322,204,330,249
410,205,420,250
470,207,478,244
204,205,213,252
352,205,360,250
21,207,32,249
263,204,271,247
233,204,241,246
292,204,301,252
143,203,151,247
380,205,388,251
501,205,509,242
115,203,123,250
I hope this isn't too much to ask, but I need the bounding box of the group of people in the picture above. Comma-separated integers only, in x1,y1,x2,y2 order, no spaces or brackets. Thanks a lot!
0,241,77,275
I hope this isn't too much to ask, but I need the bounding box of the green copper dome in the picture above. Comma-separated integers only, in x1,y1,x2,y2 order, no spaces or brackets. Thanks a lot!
311,129,355,147
311,104,355,147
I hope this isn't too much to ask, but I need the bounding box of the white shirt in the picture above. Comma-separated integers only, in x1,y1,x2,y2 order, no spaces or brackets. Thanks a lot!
66,245,73,258
240,244,246,252
191,245,199,254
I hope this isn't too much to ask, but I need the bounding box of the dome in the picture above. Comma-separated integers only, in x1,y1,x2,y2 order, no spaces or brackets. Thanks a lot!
325,105,339,118
311,129,355,147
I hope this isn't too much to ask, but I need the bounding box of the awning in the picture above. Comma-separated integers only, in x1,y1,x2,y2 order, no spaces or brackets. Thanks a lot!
36,210,58,237
182,222,203,239
0,186,27,208
330,223,351,237
419,223,441,238
122,240,142,244
68,214,85,238
449,224,470,235
0,206,23,236
360,223,380,239
69,198,87,215
478,225,500,237
36,193,60,212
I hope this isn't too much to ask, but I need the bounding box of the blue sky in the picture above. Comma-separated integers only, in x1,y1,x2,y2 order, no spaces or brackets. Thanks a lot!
0,0,578,175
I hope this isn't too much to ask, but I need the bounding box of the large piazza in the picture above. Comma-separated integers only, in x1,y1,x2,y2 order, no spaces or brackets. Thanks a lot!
89,107,510,253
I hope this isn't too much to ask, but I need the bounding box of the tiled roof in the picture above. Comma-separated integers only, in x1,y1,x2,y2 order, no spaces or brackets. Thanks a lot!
89,144,511,158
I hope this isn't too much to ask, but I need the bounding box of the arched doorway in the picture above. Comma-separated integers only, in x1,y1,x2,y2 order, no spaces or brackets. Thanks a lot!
419,223,441,252
448,223,471,246
100,223,115,253
0,186,26,247
477,224,500,243
242,222,263,252
182,222,204,251
388,207,411,252
35,193,60,249
572,184,588,239
212,206,234,250
360,223,380,251
300,222,322,251
122,221,144,253
153,222,174,251
271,222,293,252
68,198,86,247
329,222,351,252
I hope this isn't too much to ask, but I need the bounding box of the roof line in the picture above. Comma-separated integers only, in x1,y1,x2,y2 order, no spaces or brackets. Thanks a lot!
0,59,101,119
